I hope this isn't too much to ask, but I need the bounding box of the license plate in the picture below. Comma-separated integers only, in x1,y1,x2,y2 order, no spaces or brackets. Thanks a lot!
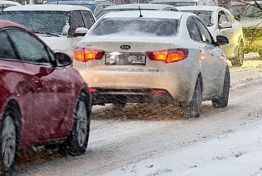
105,53,146,65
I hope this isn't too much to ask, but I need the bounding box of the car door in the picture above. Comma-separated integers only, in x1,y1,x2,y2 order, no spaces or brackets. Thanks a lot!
217,10,234,58
193,17,225,98
0,29,38,146
7,29,73,142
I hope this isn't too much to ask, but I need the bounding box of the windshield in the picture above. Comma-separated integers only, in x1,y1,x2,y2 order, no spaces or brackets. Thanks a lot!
0,11,69,36
181,10,213,26
90,18,179,37
153,1,196,6
242,3,262,19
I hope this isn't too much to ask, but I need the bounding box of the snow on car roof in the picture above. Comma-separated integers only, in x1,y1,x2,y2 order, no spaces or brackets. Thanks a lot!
0,1,21,5
4,4,91,12
177,5,222,11
102,10,185,19
105,3,176,10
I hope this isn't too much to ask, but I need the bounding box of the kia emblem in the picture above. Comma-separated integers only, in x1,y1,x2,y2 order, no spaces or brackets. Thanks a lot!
120,45,131,50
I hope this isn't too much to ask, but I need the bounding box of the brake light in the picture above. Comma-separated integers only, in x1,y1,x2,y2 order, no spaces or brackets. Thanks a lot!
146,49,188,63
74,48,105,62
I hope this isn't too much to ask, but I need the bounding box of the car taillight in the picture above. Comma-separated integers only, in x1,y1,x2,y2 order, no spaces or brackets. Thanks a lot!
146,48,188,63
74,48,105,62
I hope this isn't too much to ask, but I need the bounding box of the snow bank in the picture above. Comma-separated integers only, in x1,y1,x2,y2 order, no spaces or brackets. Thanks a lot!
104,120,262,176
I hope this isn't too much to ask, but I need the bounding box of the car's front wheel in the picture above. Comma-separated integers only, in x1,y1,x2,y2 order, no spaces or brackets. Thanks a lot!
0,106,20,176
65,91,90,156
232,43,244,67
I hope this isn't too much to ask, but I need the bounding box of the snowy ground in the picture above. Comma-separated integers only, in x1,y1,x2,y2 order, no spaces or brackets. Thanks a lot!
15,60,262,176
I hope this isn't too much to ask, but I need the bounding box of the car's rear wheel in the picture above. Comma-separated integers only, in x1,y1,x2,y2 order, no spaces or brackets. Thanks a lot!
189,77,202,118
259,50,262,59
65,91,90,156
0,106,20,176
232,43,244,67
212,67,230,108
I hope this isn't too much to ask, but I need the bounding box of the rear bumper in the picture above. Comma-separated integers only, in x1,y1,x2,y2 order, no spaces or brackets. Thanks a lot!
91,88,174,105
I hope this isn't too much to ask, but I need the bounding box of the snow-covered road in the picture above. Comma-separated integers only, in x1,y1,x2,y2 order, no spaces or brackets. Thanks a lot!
17,61,262,176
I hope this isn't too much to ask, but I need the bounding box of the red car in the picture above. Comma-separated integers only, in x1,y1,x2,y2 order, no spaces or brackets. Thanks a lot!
0,20,91,175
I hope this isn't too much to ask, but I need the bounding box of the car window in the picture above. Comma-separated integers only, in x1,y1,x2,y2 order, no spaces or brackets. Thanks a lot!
7,30,51,64
218,10,229,24
187,17,202,42
70,11,85,35
194,17,213,44
0,31,18,60
95,5,104,16
225,11,234,23
81,11,95,29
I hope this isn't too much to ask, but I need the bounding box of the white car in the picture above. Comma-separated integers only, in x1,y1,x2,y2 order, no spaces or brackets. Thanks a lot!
74,11,230,117
96,3,178,19
0,0,21,10
150,0,216,6
0,5,96,61
177,6,245,66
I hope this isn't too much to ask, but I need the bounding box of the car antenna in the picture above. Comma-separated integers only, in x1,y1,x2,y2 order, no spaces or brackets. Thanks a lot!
139,6,143,17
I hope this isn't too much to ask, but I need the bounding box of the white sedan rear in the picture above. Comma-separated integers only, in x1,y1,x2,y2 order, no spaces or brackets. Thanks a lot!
74,11,230,117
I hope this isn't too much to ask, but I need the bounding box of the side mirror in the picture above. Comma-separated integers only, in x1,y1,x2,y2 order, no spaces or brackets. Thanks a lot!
219,21,232,29
216,35,229,46
73,27,88,37
55,52,72,67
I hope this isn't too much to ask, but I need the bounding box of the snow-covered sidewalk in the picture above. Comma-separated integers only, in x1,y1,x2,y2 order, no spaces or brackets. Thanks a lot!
104,119,262,176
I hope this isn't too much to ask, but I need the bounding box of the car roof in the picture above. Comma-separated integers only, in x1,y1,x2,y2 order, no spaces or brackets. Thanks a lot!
0,1,21,5
105,3,176,10
177,5,222,11
102,10,186,19
4,4,91,11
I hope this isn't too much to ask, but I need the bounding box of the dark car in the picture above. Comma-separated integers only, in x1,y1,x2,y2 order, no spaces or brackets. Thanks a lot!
47,0,113,16
0,20,91,175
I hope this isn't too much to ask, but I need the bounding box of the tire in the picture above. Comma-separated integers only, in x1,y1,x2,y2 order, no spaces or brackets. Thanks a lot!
231,43,244,67
189,77,202,118
212,67,230,108
0,106,20,176
65,91,90,156
259,50,262,60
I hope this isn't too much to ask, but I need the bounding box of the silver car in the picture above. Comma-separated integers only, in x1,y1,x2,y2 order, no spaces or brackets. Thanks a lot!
74,11,230,117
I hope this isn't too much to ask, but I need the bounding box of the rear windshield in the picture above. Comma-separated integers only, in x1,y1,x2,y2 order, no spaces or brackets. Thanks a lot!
0,11,68,35
90,18,179,37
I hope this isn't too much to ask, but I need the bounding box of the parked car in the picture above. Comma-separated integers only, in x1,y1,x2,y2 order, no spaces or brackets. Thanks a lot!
74,10,230,117
240,1,262,58
96,3,178,19
150,0,216,6
177,6,245,66
47,0,113,16
0,5,96,60
0,0,21,11
0,20,91,175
